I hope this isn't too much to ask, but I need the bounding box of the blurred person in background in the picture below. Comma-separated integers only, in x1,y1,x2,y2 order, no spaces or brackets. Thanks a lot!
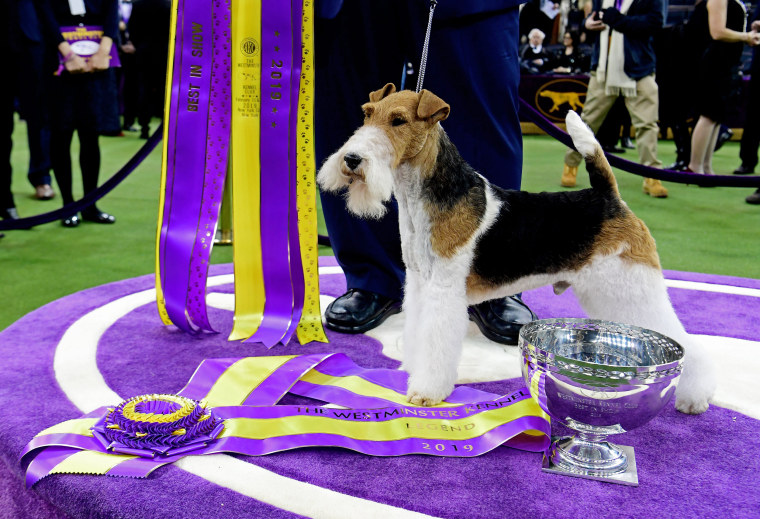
560,0,670,198
37,0,120,227
128,0,170,139
520,28,555,73
686,0,760,175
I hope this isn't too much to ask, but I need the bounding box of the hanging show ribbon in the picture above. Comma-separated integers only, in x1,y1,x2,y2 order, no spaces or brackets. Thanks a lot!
21,354,551,487
156,0,230,332
157,0,328,344
294,0,329,345
244,0,297,347
228,0,266,341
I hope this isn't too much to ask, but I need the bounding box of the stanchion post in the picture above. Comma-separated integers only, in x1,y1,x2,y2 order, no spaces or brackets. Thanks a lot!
215,168,233,245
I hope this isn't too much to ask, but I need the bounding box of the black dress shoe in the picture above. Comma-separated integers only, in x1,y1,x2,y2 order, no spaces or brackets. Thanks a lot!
733,165,756,175
602,144,625,154
468,294,538,346
668,159,689,171
1,207,19,220
714,127,733,151
620,136,635,149
82,210,116,224
747,189,760,205
325,289,402,334
62,215,80,227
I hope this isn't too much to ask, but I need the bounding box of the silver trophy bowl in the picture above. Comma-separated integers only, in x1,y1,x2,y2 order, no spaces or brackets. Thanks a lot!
519,318,684,486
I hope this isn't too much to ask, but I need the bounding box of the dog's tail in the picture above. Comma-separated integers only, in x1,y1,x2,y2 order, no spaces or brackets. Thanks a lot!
565,111,620,197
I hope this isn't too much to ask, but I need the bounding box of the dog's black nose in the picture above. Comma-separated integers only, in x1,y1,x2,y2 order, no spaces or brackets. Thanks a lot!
344,153,363,171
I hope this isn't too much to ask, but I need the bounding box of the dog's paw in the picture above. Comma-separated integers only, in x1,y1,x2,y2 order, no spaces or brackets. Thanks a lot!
674,384,712,415
407,392,443,407
406,375,453,407
675,397,710,415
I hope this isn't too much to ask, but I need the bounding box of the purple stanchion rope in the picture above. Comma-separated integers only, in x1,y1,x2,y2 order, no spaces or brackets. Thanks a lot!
519,98,760,188
0,127,164,231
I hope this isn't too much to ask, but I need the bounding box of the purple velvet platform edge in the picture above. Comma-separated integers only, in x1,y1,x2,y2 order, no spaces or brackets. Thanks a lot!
0,258,757,519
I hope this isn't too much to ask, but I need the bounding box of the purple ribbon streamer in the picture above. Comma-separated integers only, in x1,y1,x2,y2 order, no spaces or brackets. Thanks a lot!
242,353,335,406
185,0,232,332
160,0,214,332
245,0,296,347
281,0,306,343
177,358,240,400
24,447,81,489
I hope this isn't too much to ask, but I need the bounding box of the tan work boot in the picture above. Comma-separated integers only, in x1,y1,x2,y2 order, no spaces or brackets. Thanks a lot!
642,178,668,198
561,164,578,187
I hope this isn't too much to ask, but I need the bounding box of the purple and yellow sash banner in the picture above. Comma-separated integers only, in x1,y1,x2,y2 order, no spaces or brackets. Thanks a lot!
158,0,327,345
21,355,551,487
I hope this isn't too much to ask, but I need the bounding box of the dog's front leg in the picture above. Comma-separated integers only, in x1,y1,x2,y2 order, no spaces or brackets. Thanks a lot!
405,272,469,406
401,270,423,375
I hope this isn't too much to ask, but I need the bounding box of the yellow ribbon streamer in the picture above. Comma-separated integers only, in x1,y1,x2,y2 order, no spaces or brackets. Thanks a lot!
202,356,297,406
229,0,266,341
36,418,98,438
295,0,329,345
50,450,136,476
155,0,181,326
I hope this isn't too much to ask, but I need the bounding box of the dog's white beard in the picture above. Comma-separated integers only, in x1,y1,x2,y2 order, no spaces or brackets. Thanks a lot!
316,126,395,220
316,151,346,192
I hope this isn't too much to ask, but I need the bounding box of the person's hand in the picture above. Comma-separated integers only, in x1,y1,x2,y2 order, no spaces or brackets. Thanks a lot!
532,58,545,65
585,12,606,31
120,41,136,54
64,53,88,74
554,66,571,73
87,52,111,71
87,36,114,72
601,7,622,27
747,30,760,46
751,20,760,32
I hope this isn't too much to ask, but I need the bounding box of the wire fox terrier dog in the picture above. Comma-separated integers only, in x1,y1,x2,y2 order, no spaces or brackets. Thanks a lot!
317,84,715,415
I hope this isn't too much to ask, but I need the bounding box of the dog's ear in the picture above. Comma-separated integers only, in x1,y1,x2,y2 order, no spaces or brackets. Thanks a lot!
417,90,450,123
369,83,397,102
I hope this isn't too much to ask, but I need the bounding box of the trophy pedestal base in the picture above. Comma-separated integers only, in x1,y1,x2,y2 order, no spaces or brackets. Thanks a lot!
542,442,639,486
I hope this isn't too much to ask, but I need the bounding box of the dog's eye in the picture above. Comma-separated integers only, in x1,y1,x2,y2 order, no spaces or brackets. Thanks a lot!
392,117,407,127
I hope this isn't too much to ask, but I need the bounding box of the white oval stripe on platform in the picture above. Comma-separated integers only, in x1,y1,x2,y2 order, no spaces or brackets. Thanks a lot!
52,269,441,519
664,279,760,298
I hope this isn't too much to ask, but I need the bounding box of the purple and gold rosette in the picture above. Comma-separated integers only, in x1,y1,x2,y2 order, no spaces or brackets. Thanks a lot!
21,353,551,487
91,394,224,458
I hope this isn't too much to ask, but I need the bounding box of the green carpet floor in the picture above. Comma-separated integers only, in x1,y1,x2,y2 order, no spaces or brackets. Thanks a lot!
1,117,758,331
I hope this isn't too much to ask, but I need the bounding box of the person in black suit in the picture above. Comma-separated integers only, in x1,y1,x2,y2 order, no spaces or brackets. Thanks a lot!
1,0,19,222
315,0,537,344
10,0,55,201
10,0,55,200
520,28,554,74
127,0,170,139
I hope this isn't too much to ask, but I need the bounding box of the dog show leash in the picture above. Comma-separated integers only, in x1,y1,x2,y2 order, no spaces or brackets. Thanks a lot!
415,0,437,93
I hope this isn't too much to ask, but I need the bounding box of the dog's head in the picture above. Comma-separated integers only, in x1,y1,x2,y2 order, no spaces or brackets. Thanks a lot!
316,84,450,219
